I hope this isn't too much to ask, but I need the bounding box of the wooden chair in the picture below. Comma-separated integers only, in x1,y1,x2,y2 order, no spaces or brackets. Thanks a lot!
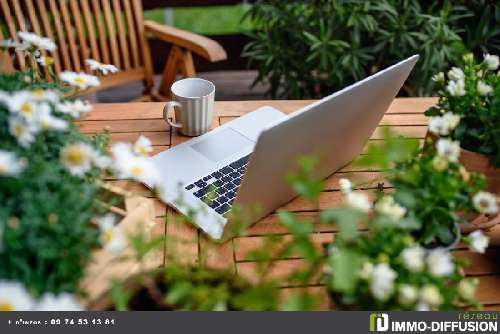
0,0,227,101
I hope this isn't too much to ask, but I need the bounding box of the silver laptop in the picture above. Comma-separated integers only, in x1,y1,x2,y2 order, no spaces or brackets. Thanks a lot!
151,55,419,241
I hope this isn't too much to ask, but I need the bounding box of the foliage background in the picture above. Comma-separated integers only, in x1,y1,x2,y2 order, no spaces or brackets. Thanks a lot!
244,0,500,99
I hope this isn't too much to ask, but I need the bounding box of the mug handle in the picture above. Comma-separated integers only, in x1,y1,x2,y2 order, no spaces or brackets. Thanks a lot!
163,101,183,128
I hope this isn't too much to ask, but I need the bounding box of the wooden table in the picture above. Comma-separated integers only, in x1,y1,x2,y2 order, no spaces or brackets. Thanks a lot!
79,98,500,310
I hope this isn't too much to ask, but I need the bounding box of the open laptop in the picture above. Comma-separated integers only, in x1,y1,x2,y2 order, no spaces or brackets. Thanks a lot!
151,55,419,241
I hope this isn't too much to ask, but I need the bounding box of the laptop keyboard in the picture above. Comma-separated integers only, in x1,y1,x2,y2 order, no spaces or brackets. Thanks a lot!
184,154,251,217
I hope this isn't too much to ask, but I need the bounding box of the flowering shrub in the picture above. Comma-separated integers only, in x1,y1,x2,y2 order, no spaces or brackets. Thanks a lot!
0,32,160,310
426,53,500,166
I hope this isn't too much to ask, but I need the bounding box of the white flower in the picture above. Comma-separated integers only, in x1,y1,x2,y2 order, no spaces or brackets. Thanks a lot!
468,230,490,254
57,100,92,118
427,248,454,277
401,245,425,272
60,142,94,176
9,116,37,147
436,138,460,162
432,156,449,171
37,103,68,131
358,261,373,280
111,142,161,186
442,112,460,130
0,39,18,49
0,150,26,177
346,191,371,212
99,224,126,255
398,284,418,306
0,281,35,311
484,54,499,70
133,135,153,156
370,263,397,301
419,285,442,307
477,81,493,95
338,178,352,194
458,278,478,301
96,213,117,230
59,71,100,90
446,79,466,97
447,67,464,81
374,195,406,220
18,31,56,52
428,116,450,136
85,59,119,75
431,72,444,83
30,89,59,103
415,302,430,311
472,191,498,215
7,91,38,120
35,293,83,311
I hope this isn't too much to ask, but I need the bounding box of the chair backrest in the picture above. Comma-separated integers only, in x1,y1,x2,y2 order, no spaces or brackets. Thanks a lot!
0,0,154,92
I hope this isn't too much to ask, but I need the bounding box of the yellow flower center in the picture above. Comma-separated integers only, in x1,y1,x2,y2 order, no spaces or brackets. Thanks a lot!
66,148,86,165
20,102,33,115
139,146,149,155
14,125,25,137
33,89,43,97
74,76,86,86
0,164,5,174
0,302,14,311
131,165,144,177
44,57,54,65
102,229,113,243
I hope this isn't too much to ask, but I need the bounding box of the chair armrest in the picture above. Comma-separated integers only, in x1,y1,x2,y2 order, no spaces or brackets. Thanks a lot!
143,20,227,62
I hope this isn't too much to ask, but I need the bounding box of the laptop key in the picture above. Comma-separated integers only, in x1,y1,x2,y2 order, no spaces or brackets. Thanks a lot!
225,182,236,190
220,166,233,175
185,184,195,191
221,176,232,184
208,200,220,209
203,175,212,181
193,186,209,198
215,204,231,215
211,171,223,179
213,180,223,188
218,195,229,204
229,172,239,179
194,180,207,188
237,167,246,174
227,191,236,199
229,155,250,169
232,178,242,186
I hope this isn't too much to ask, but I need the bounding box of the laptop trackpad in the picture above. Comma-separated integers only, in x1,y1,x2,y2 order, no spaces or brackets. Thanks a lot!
190,128,253,162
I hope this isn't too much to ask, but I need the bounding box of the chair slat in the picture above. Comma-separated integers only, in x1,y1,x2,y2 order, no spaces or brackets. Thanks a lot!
69,0,90,64
91,0,110,64
80,0,100,62
132,0,153,89
112,0,130,70
1,0,25,68
102,0,120,68
48,0,71,69
59,0,81,71
37,0,62,73
122,0,140,68
25,0,50,79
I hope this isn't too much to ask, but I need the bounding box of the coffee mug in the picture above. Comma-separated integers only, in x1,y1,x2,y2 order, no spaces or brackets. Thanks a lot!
163,78,215,137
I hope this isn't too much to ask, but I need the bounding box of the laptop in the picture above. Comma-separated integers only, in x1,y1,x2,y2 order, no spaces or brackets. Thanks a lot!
151,55,419,241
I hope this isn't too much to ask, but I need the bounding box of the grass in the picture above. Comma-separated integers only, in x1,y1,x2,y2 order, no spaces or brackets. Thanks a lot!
143,5,252,35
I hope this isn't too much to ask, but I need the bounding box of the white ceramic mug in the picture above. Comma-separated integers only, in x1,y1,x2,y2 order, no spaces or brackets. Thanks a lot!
163,78,215,137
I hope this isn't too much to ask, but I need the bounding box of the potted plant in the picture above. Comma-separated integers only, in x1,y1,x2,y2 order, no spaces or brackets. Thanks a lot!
0,32,160,310
425,53,500,194
323,180,487,310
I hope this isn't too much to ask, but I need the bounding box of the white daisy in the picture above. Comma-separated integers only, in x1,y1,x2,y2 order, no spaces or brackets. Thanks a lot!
18,31,56,52
35,293,83,311
96,213,117,230
477,81,493,95
447,67,464,81
338,178,352,194
116,154,160,186
442,112,460,130
468,230,489,254
484,54,499,70
446,79,466,97
370,263,397,301
398,284,418,306
374,195,406,220
436,138,460,162
85,59,119,75
345,191,371,212
427,248,454,277
400,245,425,272
60,142,94,176
133,135,153,156
36,103,68,131
472,191,498,215
30,89,59,103
428,116,449,136
419,285,442,307
98,223,126,255
36,56,54,67
0,281,35,311
56,100,92,118
9,116,38,147
458,278,478,301
7,91,38,120
0,150,26,177
59,71,100,90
